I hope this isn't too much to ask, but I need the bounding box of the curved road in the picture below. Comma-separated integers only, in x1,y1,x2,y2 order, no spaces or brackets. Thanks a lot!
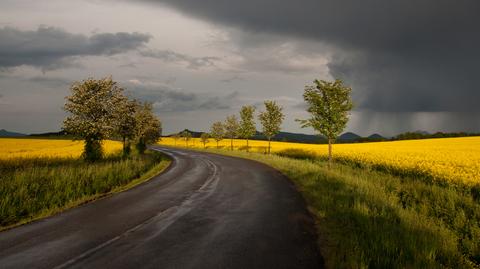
0,146,323,268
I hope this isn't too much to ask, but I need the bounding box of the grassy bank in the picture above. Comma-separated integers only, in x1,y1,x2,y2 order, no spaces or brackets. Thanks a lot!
195,148,480,268
0,150,170,230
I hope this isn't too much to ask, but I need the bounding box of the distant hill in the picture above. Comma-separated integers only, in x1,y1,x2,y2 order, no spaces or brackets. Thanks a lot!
29,131,68,137
253,131,326,144
368,133,385,139
0,129,27,137
338,132,361,142
394,131,480,141
166,128,480,144
167,129,204,138
167,130,374,144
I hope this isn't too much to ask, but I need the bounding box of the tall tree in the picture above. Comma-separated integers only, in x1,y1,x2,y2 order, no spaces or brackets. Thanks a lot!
181,130,192,147
134,101,162,154
63,77,124,161
200,132,210,148
238,105,256,152
258,100,284,154
224,115,240,150
114,97,137,156
297,79,353,166
210,121,224,149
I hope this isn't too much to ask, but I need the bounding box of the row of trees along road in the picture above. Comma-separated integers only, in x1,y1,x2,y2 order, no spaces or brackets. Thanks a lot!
63,77,162,162
185,100,284,154
178,79,352,167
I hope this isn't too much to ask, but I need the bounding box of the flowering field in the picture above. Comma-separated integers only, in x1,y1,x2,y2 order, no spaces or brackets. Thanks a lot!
0,138,122,159
159,136,480,186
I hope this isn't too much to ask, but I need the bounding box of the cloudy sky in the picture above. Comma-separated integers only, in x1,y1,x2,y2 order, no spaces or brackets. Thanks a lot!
0,0,479,136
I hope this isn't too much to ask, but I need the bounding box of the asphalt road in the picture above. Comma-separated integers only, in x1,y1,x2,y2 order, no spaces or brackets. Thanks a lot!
0,146,323,269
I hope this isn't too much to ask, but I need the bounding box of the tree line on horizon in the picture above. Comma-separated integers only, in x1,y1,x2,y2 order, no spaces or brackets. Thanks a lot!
63,77,162,161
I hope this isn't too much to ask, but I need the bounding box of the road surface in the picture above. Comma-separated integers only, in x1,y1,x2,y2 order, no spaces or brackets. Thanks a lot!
0,146,323,268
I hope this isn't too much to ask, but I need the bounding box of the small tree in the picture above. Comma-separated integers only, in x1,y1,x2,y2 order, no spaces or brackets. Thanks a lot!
134,101,162,154
297,79,353,166
172,133,180,146
238,105,256,152
114,97,137,157
258,100,284,154
63,77,124,161
210,121,224,149
200,133,210,148
181,130,192,147
224,115,240,150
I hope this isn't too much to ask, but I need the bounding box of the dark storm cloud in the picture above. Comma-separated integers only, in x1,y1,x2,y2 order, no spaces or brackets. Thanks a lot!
0,26,151,70
140,49,219,69
124,81,237,112
143,0,480,114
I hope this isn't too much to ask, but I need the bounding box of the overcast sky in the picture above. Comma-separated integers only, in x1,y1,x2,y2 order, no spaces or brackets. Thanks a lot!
0,0,479,136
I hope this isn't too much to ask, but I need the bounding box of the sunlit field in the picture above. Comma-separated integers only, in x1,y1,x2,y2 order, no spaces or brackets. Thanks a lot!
159,136,480,186
159,137,480,267
0,138,123,159
0,138,169,229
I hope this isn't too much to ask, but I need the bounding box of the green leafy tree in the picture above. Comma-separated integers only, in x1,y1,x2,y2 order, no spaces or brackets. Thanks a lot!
134,102,162,154
238,105,256,152
210,121,224,149
200,133,210,148
63,77,124,161
297,79,353,165
224,115,240,150
181,130,192,147
114,97,137,156
258,100,284,154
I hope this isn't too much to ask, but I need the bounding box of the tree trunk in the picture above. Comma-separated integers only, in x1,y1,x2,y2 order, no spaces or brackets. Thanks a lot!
122,136,131,156
84,137,103,162
136,138,146,154
246,139,249,152
122,136,126,155
328,138,333,168
268,138,271,154
217,141,219,149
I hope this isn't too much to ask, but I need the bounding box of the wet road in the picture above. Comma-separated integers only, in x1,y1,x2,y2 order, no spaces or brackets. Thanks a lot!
0,146,322,268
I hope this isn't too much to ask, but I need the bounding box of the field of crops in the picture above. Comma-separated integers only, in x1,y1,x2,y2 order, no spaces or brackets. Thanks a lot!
0,138,122,159
0,138,168,228
159,136,480,186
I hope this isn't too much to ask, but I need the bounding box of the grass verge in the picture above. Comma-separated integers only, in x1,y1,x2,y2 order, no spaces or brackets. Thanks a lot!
191,147,480,268
0,150,170,230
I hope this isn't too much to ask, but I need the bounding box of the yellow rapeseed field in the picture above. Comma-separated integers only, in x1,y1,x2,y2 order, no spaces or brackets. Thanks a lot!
0,138,122,159
159,136,480,186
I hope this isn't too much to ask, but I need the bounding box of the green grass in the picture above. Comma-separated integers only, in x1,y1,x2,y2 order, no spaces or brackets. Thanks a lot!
196,148,480,268
0,150,170,230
